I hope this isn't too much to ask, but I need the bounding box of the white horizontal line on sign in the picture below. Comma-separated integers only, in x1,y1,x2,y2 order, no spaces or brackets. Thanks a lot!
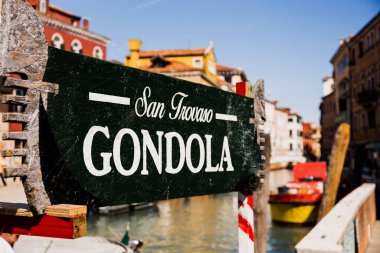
215,113,238,122
89,92,131,106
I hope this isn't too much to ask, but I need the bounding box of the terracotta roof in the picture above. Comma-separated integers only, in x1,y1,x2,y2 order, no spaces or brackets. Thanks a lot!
277,107,290,114
137,48,206,58
49,5,81,20
141,60,200,73
217,64,240,72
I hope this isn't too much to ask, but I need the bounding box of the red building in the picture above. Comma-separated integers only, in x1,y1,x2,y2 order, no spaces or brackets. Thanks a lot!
302,122,321,160
27,0,109,60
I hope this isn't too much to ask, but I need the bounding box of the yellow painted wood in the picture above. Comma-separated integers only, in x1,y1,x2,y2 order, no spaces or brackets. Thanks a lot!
45,204,87,218
317,123,350,221
270,203,318,224
0,203,87,218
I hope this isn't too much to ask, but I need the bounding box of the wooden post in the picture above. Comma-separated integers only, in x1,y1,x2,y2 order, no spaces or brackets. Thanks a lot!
317,123,350,221
253,134,271,253
0,0,58,214
236,80,265,253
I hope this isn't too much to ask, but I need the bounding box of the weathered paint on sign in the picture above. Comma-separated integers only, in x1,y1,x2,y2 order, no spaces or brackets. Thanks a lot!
40,47,261,206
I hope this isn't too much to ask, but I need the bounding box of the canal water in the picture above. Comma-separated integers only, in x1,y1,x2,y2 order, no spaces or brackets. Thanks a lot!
87,193,311,252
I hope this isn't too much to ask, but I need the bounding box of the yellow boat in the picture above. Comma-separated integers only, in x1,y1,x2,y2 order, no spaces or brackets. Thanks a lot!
269,192,321,224
270,201,319,224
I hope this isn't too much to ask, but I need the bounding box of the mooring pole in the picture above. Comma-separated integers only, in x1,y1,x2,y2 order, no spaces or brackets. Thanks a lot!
236,81,254,252
238,191,255,252
236,81,265,253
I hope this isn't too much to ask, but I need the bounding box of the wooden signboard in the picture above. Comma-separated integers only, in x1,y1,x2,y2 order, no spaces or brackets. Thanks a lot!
0,0,264,217
39,48,262,206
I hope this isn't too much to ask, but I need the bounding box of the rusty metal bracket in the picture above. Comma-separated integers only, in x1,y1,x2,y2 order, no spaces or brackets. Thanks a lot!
0,0,58,214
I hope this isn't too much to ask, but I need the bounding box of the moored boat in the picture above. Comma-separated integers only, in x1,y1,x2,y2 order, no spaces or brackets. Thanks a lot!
269,162,326,224
98,202,156,215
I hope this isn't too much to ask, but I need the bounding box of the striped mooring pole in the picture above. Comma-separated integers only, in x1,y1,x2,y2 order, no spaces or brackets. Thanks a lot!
236,82,254,252
238,192,254,252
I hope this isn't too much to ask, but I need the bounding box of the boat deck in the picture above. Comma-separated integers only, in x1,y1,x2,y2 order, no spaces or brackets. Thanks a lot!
367,221,380,253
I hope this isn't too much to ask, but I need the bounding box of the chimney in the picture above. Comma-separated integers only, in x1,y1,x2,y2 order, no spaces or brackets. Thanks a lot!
83,18,89,31
127,40,142,68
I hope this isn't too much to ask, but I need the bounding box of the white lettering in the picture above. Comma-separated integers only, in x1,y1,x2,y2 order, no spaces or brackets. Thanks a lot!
186,134,205,173
113,128,141,176
165,132,185,174
219,137,234,171
205,135,220,172
83,126,112,177
141,130,163,175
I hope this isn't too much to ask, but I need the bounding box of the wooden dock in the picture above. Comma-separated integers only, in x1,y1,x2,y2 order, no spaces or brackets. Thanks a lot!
367,221,380,253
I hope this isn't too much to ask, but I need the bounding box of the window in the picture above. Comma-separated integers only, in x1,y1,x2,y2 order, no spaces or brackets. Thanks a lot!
93,46,104,59
288,117,293,122
71,39,83,54
51,33,64,50
350,48,355,66
290,143,293,151
361,72,365,91
359,41,364,58
368,110,376,129
362,113,366,129
289,130,293,137
39,0,47,13
337,55,349,74
367,34,373,51
192,57,203,68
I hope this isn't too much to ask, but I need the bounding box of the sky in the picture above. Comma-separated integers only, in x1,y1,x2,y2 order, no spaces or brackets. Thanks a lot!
52,0,379,123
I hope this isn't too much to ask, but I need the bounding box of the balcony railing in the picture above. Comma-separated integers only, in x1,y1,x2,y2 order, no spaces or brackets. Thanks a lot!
357,89,380,107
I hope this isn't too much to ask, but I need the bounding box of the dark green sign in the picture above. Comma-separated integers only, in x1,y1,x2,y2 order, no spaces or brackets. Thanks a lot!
41,47,261,206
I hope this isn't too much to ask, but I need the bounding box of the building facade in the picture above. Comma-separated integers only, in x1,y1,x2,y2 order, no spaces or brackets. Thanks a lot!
320,12,380,196
349,13,380,188
303,122,321,160
27,0,109,60
264,100,306,169
125,40,246,93
265,100,306,193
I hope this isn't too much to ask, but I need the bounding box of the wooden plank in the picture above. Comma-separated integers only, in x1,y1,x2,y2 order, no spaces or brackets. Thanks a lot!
1,149,27,157
45,204,87,218
3,165,28,178
4,77,59,93
2,113,28,123
0,203,87,239
0,215,86,239
1,95,29,105
0,203,87,218
2,131,28,141
317,123,350,221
